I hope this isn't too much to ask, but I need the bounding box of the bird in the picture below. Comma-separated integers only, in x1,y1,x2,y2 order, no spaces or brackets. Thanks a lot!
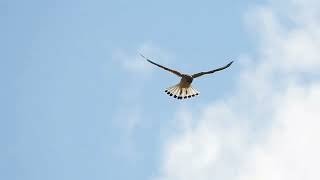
140,53,233,99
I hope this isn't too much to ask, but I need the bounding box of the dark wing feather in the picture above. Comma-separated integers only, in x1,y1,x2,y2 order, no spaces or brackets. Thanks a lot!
140,53,182,77
192,61,233,78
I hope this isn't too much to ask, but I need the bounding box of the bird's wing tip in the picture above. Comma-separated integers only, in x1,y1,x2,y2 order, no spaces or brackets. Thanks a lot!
139,53,150,62
139,52,145,58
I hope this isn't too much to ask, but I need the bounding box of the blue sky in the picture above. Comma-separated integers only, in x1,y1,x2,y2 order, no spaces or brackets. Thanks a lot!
2,0,320,180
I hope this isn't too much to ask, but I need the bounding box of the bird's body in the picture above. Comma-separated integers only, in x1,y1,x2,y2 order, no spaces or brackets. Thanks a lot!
179,74,193,88
140,54,233,99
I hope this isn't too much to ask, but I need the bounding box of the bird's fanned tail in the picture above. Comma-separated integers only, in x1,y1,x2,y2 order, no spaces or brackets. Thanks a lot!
165,84,199,99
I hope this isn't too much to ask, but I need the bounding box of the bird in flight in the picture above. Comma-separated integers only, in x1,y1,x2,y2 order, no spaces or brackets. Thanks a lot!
140,53,233,99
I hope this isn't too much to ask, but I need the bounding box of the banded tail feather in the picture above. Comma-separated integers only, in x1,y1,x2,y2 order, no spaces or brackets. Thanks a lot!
164,84,199,99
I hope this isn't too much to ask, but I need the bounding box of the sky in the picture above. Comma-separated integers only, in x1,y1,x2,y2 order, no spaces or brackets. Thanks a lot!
1,0,320,180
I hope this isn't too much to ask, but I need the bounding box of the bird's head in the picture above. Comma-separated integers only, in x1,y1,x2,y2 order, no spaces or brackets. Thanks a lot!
183,74,193,83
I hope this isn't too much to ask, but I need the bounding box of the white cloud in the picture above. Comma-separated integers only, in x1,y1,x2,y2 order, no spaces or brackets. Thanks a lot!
155,0,320,180
239,84,320,180
156,104,248,180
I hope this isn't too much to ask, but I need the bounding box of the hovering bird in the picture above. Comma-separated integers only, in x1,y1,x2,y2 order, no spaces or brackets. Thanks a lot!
140,53,233,99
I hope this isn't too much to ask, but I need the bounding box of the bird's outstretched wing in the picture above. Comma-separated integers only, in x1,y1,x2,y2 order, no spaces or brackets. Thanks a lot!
192,61,233,78
140,53,182,77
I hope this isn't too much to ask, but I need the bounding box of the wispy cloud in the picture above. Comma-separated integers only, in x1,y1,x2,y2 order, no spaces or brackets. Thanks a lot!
112,42,173,130
155,0,320,180
111,42,172,159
